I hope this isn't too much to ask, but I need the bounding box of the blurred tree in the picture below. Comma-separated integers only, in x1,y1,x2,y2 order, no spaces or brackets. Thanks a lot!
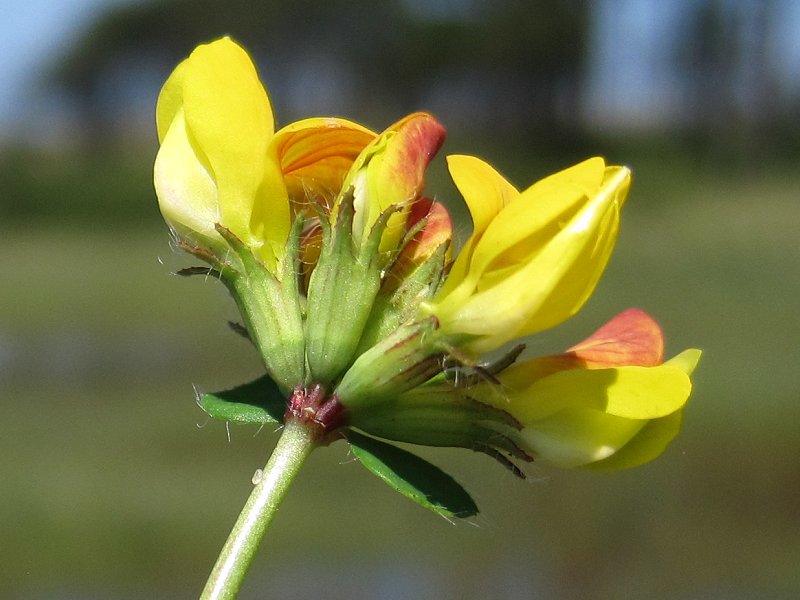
676,0,787,165
47,0,589,149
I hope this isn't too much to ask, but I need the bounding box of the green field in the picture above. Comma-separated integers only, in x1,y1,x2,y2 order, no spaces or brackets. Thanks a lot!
1,148,798,599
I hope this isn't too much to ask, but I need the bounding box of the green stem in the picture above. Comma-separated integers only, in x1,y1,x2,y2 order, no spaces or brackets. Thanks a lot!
200,418,318,600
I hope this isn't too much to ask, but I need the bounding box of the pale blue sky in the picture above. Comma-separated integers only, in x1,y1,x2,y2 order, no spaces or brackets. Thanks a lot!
0,0,128,132
586,0,800,127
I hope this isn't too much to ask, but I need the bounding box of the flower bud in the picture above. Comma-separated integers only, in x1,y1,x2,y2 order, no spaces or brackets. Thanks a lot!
154,37,289,270
303,114,446,384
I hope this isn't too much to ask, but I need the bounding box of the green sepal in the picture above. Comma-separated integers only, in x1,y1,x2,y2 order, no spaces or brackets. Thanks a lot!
198,374,286,425
174,237,242,277
334,318,443,407
346,430,478,519
304,190,393,385
357,242,448,353
347,383,527,461
216,222,307,391
433,343,526,387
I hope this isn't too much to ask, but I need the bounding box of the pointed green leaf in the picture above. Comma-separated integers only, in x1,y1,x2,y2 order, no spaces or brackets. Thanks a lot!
199,375,286,424
346,430,478,518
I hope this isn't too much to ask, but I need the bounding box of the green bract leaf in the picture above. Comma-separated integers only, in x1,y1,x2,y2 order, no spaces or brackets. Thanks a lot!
199,375,286,424
346,430,478,519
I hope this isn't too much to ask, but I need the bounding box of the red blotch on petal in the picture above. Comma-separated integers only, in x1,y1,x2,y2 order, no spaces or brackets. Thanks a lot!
404,198,453,262
384,198,453,289
382,113,446,204
565,308,665,368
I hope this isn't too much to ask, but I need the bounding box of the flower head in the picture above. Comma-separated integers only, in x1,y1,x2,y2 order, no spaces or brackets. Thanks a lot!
157,38,701,521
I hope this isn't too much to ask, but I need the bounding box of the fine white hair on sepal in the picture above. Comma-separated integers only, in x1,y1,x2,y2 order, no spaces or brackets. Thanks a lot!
192,383,205,406
436,512,457,526
192,383,212,428
337,443,359,465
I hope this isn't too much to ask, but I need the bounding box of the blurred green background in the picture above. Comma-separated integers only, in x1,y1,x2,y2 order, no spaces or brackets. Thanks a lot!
2,1,799,598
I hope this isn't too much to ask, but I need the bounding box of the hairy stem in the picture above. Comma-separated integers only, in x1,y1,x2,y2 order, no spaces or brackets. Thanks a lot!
200,418,318,600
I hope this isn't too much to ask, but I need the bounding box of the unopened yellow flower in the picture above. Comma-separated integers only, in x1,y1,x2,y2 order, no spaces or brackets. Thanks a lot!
423,155,630,354
479,309,700,469
154,37,373,270
336,112,446,254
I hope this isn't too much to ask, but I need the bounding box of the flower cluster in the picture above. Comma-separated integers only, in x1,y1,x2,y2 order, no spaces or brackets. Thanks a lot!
155,38,699,513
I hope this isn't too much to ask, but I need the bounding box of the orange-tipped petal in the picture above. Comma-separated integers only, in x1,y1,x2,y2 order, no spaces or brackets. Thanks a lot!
403,198,453,263
271,117,375,214
565,308,665,368
584,411,683,471
371,112,446,211
345,112,446,250
384,198,453,286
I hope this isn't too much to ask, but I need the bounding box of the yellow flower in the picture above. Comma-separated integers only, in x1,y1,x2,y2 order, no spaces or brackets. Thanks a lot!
156,38,704,529
423,155,630,354
154,37,373,271
478,309,701,469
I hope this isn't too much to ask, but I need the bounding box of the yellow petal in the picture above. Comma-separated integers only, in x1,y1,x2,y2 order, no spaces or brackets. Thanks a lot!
664,348,702,375
583,411,683,471
500,362,690,423
427,161,630,353
153,108,219,241
433,155,518,301
271,117,375,214
518,407,647,468
156,58,187,143
485,356,579,395
182,37,288,248
470,157,606,278
602,365,692,419
446,155,518,237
